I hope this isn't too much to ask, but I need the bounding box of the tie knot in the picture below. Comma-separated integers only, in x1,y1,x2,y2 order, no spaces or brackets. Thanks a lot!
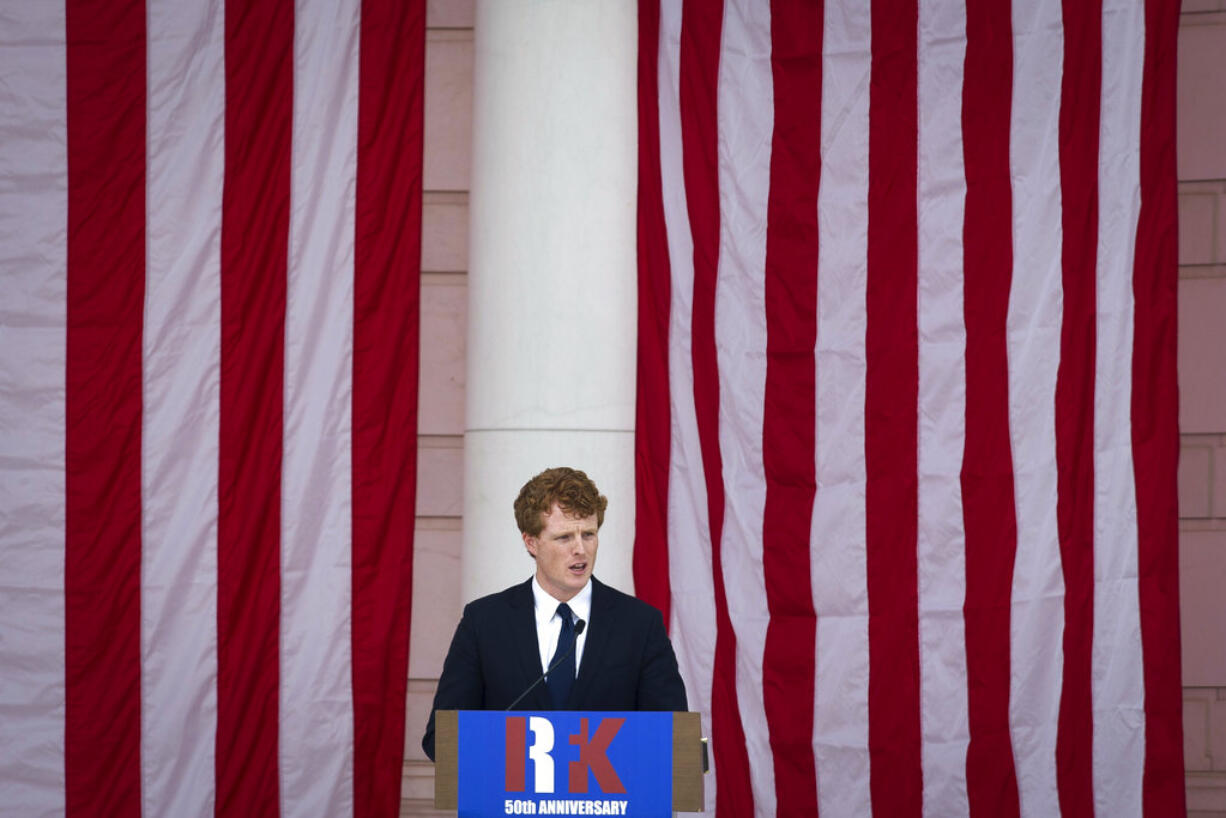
556,603,573,625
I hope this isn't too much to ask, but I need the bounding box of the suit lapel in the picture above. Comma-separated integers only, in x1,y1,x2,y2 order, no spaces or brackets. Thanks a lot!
570,577,613,706
509,579,550,709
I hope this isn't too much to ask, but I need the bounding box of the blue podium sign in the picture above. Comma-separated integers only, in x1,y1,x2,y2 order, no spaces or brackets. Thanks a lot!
455,711,673,817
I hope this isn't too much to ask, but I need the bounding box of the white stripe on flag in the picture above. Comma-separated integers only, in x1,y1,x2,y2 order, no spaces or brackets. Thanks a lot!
142,0,224,813
657,4,720,812
1092,0,1146,813
715,2,776,815
1008,1,1065,815
0,6,68,816
812,1,873,815
916,1,970,815
280,0,360,813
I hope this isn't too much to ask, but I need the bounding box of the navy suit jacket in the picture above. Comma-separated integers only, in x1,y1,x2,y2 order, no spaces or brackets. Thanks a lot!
422,576,687,761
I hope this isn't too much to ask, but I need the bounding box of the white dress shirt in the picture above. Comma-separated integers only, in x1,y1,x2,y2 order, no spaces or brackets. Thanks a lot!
532,576,592,677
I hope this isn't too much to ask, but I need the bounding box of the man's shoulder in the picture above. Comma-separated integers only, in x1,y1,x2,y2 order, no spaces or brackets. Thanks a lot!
593,577,666,624
462,579,533,618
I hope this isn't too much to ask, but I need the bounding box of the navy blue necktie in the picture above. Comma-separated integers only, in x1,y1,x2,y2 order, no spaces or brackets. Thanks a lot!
546,603,576,709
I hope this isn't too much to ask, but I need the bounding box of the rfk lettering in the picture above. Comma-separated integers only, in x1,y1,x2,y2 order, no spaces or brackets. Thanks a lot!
506,716,555,793
504,716,626,795
567,717,626,794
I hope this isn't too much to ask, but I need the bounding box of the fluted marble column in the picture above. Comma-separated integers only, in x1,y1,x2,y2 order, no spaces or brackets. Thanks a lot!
462,1,639,602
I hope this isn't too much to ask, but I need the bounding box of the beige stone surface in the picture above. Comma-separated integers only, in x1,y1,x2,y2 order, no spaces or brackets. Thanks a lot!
424,32,473,192
1182,187,1219,266
407,10,471,817
1188,771,1226,816
1219,191,1226,267
404,688,445,746
421,195,469,272
400,681,452,816
401,758,441,803
1179,16,1226,181
409,524,463,681
1190,689,1218,771
416,438,464,517
418,276,467,436
1183,445,1214,519
427,0,474,29
1181,530,1226,685
405,679,442,760
1178,277,1226,435
1185,686,1226,813
1216,688,1226,771
1213,444,1226,517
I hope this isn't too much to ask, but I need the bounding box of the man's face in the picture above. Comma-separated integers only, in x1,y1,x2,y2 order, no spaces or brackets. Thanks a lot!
523,503,599,602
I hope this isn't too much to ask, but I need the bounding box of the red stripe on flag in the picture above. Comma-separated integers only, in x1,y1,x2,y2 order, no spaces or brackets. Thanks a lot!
960,2,1021,816
761,0,821,813
865,0,922,813
217,0,292,813
64,2,145,814
634,0,674,626
1134,0,1186,813
1054,1,1099,813
678,1,755,814
352,0,424,814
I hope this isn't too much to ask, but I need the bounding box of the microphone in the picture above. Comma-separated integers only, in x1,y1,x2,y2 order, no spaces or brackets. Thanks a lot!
505,619,586,711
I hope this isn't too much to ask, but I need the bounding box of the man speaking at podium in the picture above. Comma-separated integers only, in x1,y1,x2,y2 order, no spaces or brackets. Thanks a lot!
422,467,687,761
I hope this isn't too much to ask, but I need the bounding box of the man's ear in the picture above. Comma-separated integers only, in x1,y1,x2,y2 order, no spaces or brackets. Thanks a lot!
523,531,537,559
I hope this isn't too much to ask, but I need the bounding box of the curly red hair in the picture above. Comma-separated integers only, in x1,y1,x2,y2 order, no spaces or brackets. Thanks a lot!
514,467,608,535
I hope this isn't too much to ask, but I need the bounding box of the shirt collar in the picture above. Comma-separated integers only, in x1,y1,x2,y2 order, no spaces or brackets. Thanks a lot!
532,575,592,627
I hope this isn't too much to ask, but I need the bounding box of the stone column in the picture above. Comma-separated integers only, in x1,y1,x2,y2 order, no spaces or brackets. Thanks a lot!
462,1,639,601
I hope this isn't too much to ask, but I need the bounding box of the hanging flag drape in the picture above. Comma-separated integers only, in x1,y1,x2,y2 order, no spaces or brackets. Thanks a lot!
0,1,423,815
633,0,1185,816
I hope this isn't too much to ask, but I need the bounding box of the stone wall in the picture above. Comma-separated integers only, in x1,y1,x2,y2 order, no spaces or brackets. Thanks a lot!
402,2,473,814
1179,6,1226,815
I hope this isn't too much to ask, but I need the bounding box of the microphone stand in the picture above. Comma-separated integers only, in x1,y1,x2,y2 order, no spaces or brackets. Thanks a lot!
505,620,586,711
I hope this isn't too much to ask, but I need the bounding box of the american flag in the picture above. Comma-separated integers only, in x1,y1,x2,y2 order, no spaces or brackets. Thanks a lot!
0,1,422,815
633,0,1186,816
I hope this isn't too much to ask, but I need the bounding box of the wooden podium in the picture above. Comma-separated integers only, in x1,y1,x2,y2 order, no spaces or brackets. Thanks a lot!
434,710,704,815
